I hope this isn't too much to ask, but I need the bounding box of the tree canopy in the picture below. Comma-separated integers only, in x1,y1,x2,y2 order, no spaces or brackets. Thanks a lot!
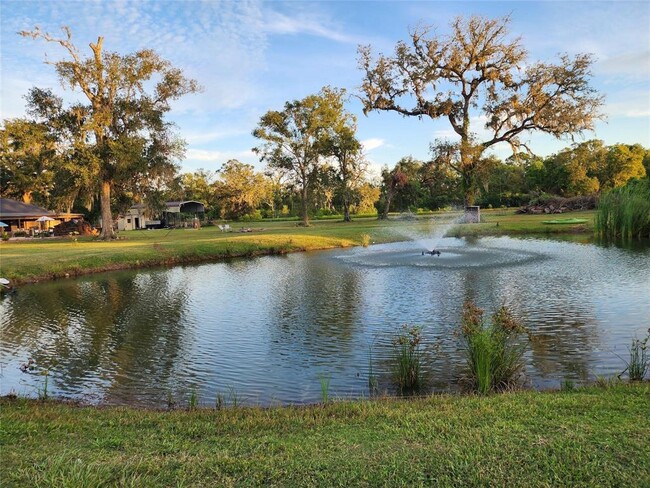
20,26,199,238
358,15,604,206
252,86,360,225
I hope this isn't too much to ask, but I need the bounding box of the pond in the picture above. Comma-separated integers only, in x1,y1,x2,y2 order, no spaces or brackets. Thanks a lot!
1,235,649,406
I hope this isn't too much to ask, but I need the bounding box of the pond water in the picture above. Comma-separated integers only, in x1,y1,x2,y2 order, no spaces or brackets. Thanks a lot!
1,235,649,406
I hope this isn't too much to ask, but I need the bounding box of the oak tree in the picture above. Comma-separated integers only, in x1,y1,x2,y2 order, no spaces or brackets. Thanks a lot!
21,26,199,238
358,15,604,206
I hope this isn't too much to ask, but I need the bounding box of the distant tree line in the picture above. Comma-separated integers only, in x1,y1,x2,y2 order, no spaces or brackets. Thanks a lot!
372,141,648,216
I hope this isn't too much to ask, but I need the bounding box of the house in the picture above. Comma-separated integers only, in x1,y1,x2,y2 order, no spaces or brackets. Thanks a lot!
0,198,83,233
117,200,205,231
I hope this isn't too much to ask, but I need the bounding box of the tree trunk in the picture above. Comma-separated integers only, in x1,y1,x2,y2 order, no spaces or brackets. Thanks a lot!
99,180,116,240
463,169,475,207
300,185,309,226
381,189,394,220
343,198,351,222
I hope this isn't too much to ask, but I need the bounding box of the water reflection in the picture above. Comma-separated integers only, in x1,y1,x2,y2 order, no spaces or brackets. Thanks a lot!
1,236,649,406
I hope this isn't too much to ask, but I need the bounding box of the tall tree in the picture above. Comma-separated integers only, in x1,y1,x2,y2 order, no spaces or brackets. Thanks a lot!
21,26,199,239
253,86,351,226
379,156,422,218
22,88,98,213
0,118,57,205
320,100,365,221
420,152,461,209
182,169,219,216
215,159,271,220
358,15,604,206
598,143,647,190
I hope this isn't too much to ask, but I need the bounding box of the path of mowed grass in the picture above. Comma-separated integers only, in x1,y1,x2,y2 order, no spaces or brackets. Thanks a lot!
0,210,596,284
1,383,648,487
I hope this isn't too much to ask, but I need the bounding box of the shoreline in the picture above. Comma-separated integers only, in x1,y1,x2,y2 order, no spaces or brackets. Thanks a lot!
1,213,598,287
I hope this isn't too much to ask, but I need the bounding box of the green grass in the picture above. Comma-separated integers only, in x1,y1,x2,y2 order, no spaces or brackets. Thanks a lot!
447,209,596,237
543,218,589,224
0,210,597,285
1,384,648,487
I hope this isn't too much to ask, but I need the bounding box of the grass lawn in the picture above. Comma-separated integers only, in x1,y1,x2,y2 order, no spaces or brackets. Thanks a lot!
0,209,596,285
1,383,648,487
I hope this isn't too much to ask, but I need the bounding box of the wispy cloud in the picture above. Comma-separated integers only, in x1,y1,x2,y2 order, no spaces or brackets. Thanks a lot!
361,138,385,151
186,148,256,163
263,9,362,44
597,50,650,82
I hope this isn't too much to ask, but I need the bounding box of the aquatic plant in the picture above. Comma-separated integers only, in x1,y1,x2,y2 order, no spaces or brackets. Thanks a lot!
318,374,332,403
188,389,199,410
460,300,529,394
38,370,50,400
367,342,379,395
620,329,649,381
215,392,224,410
360,233,371,247
595,178,650,239
392,324,424,394
560,378,576,392
227,386,239,407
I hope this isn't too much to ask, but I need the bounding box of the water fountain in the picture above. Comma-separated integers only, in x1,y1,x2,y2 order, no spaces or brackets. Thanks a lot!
338,213,546,270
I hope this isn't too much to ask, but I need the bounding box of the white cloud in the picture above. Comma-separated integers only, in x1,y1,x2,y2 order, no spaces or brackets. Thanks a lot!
184,127,250,145
183,148,259,174
263,10,362,44
597,50,650,82
361,138,385,151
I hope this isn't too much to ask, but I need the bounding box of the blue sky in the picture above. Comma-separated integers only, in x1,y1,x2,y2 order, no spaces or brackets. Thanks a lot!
2,1,649,178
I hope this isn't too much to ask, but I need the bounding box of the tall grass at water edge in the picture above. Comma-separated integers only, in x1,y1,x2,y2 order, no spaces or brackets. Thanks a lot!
461,301,530,394
595,178,650,239
620,328,650,381
392,325,424,394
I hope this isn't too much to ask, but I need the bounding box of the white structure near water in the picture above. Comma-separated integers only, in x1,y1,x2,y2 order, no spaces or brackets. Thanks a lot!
117,201,205,230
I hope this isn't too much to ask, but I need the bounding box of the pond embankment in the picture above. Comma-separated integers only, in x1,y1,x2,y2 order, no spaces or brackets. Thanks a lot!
1,383,648,486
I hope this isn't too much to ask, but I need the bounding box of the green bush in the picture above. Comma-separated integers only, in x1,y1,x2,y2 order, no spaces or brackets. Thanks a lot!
460,301,529,394
241,210,264,222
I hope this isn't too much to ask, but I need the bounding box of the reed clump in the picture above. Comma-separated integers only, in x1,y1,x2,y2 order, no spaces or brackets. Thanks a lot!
595,178,650,240
460,300,529,394
392,324,424,394
620,328,649,381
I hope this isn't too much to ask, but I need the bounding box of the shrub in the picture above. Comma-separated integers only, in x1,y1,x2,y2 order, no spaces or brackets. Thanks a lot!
460,300,529,394
360,233,371,247
392,324,424,394
241,210,263,222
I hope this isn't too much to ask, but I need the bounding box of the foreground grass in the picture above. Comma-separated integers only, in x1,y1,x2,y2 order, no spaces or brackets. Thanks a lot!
0,210,596,284
1,383,648,487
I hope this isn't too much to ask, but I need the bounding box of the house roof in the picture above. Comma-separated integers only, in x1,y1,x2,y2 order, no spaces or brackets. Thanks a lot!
129,201,205,210
0,198,56,219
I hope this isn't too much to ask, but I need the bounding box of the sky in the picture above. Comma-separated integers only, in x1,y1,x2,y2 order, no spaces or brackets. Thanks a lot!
1,0,649,179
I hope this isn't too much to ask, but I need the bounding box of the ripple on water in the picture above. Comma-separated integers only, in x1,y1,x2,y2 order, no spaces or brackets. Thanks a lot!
1,236,649,406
